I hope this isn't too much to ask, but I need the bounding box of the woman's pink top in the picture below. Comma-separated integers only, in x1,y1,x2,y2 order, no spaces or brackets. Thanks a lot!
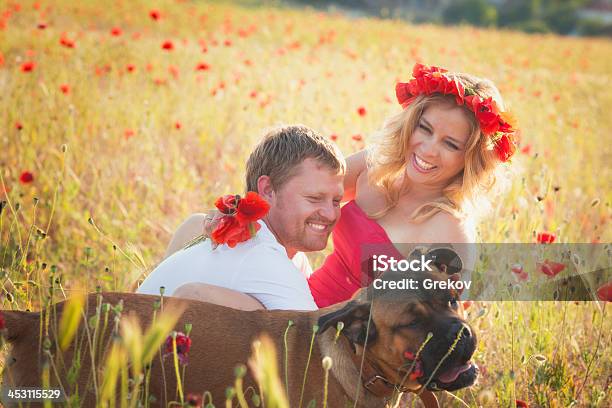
308,200,403,308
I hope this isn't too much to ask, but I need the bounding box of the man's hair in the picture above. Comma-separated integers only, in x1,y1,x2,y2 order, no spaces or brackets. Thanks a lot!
245,125,346,192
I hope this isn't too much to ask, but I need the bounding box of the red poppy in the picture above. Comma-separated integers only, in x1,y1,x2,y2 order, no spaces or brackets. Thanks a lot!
249,90,257,98
21,61,35,72
511,264,528,281
161,40,174,51
19,171,34,184
236,191,270,224
124,129,135,139
126,64,135,73
516,400,528,408
462,300,473,310
59,34,75,48
215,195,238,214
223,39,232,47
110,27,122,36
15,121,23,130
174,121,181,130
357,106,367,117
195,62,209,71
149,9,161,21
596,282,612,302
211,216,253,248
536,232,556,244
37,22,47,29
330,134,338,141
186,393,202,408
537,260,565,278
163,331,191,365
494,134,516,162
59,84,70,94
352,134,363,141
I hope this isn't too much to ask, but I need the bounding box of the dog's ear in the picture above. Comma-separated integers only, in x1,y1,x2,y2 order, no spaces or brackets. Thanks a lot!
317,301,376,346
428,247,463,275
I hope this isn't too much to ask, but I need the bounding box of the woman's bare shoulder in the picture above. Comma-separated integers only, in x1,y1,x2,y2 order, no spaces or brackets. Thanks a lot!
419,211,476,244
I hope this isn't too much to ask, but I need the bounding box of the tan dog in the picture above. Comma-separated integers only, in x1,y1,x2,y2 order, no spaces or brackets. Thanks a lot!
2,270,477,407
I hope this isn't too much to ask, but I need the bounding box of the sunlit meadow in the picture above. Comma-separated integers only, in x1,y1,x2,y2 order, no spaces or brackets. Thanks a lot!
1,0,611,406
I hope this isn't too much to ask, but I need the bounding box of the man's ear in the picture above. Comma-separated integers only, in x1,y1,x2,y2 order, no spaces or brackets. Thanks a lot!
317,301,376,346
256,175,274,201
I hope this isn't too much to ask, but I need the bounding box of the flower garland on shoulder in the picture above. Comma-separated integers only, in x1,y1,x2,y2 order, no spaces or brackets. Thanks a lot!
184,191,270,249
395,63,518,162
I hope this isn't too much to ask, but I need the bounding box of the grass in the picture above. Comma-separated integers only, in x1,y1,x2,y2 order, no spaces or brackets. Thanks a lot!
1,0,611,406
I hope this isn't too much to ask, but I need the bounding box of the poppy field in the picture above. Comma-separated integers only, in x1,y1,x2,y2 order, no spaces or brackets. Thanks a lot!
1,0,611,406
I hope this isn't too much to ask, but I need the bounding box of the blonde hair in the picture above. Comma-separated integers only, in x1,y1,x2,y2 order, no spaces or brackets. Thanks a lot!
246,124,345,193
367,72,510,222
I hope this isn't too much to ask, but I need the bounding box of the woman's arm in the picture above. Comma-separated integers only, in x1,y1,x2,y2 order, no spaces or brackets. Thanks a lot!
163,213,207,259
343,149,368,202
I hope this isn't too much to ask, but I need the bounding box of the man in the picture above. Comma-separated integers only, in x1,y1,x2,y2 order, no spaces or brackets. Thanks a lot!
136,125,345,311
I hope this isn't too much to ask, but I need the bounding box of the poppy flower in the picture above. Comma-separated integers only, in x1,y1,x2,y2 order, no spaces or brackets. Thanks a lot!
462,300,473,310
59,34,75,48
59,84,70,94
15,121,23,130
330,134,338,141
149,9,161,21
516,400,528,408
186,393,202,408
494,134,516,162
161,40,174,51
352,134,363,141
174,121,182,130
357,106,367,117
211,216,253,248
249,90,257,98
596,282,612,302
19,171,34,184
37,22,47,29
537,260,565,278
124,129,135,139
236,192,270,224
215,195,238,214
110,27,122,36
223,39,232,47
195,62,209,71
21,61,35,72
536,232,556,244
163,331,191,365
511,264,528,281
126,64,135,73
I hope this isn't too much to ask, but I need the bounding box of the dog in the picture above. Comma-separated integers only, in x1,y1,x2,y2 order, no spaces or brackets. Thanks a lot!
2,268,477,407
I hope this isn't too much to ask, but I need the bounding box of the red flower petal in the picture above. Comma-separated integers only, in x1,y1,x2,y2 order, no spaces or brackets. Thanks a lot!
19,171,34,184
236,192,270,224
537,260,565,277
596,282,612,302
536,232,556,244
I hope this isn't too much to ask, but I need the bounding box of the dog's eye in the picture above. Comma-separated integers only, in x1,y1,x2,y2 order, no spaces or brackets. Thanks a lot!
393,321,419,332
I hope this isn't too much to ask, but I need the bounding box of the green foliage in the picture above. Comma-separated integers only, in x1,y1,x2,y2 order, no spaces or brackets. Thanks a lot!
443,0,498,27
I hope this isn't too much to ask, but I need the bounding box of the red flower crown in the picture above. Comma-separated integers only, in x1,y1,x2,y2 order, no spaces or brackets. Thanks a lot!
396,63,517,162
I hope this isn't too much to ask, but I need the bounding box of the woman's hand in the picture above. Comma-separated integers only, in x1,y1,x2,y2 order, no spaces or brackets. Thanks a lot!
203,209,224,249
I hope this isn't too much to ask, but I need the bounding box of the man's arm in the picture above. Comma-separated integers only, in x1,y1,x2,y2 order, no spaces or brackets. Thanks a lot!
163,213,207,258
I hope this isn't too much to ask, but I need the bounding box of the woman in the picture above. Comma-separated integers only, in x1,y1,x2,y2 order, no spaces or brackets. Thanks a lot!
161,63,516,308
308,63,515,307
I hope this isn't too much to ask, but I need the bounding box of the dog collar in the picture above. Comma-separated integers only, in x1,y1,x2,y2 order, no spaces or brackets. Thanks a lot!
350,351,439,408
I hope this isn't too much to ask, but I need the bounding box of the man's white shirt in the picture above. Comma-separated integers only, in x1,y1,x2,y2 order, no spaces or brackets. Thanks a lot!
136,221,317,311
